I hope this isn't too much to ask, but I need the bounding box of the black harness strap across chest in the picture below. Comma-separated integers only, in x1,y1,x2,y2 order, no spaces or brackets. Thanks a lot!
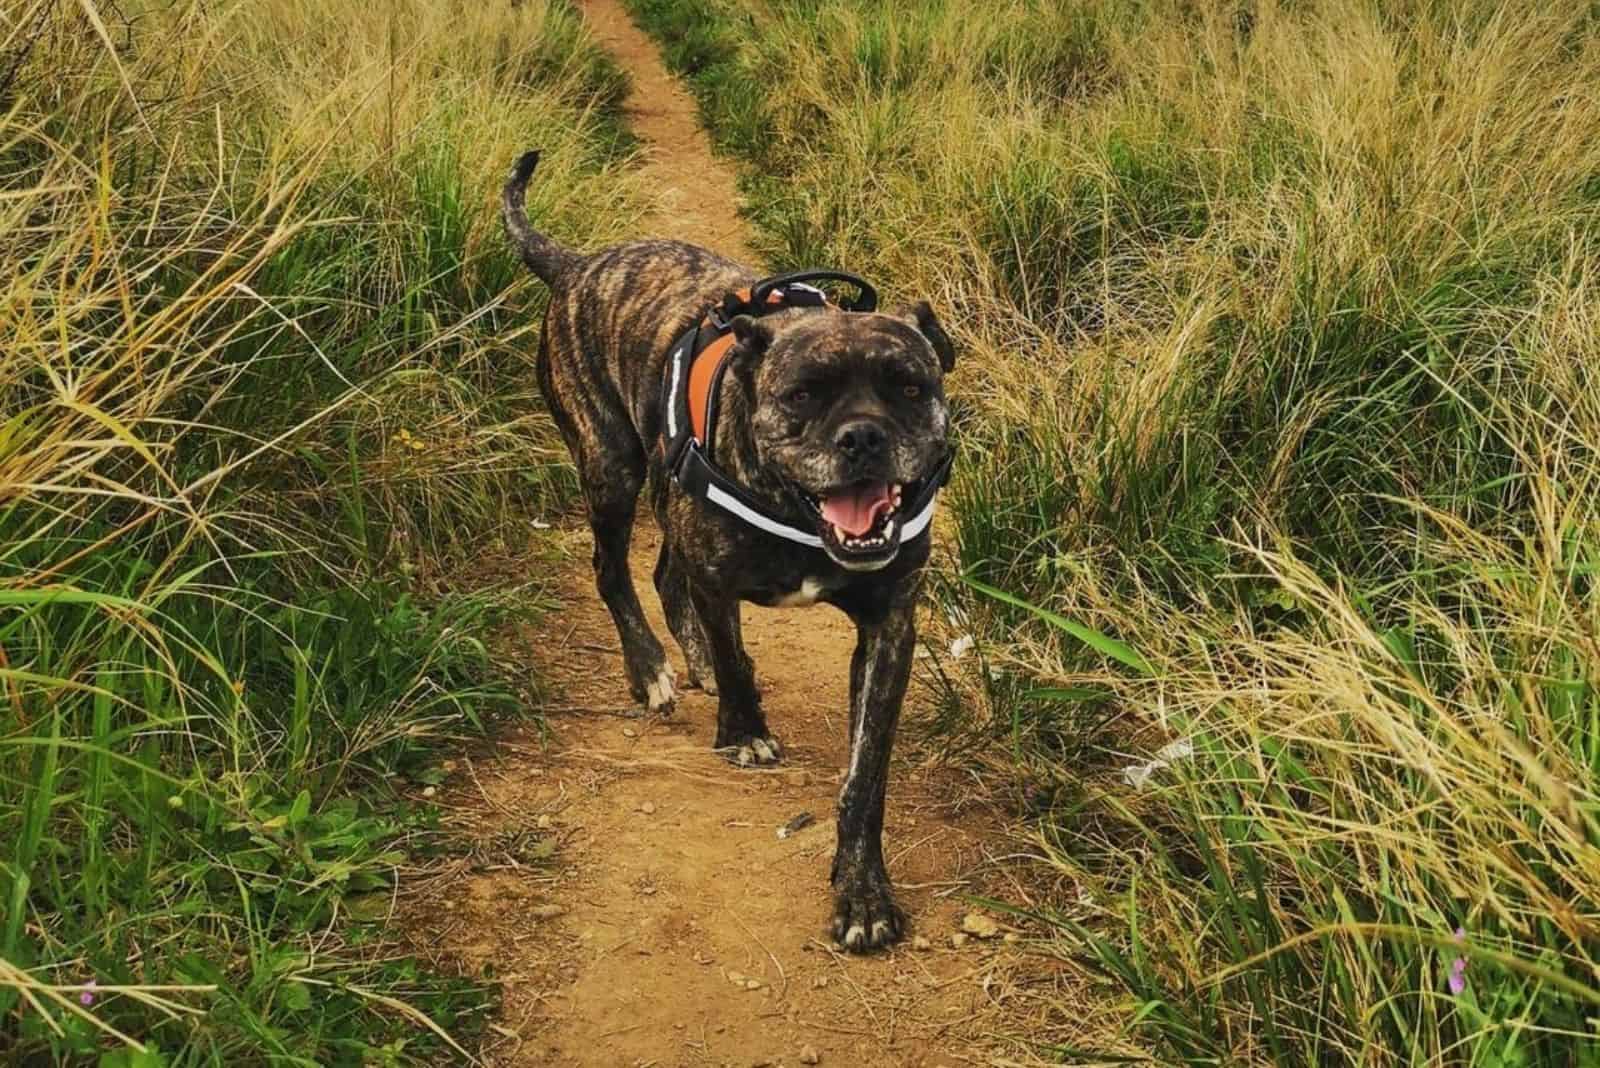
659,270,949,550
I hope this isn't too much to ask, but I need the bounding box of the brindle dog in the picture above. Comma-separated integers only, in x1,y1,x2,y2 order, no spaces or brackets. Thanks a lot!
503,152,954,951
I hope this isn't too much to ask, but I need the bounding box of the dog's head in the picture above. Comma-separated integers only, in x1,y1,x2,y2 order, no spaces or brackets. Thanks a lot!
729,302,955,572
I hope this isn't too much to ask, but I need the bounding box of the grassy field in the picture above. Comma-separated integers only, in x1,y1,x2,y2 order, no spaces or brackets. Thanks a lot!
0,0,644,1062
625,0,1600,1062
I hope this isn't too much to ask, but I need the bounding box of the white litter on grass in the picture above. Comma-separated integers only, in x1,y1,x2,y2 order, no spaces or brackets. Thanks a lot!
949,634,975,660
531,519,551,530
1121,738,1195,789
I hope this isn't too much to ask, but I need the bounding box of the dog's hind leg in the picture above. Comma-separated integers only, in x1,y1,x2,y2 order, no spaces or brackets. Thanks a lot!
652,540,760,698
541,358,675,714
581,444,676,715
652,542,715,693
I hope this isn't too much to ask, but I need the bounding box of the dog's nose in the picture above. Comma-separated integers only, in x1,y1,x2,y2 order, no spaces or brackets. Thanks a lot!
834,419,887,461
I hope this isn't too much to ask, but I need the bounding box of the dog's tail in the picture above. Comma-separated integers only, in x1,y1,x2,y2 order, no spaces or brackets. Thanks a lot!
502,151,577,286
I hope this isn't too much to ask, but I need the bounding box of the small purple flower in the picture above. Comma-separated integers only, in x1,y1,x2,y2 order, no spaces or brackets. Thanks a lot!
79,979,97,1007
1447,927,1468,995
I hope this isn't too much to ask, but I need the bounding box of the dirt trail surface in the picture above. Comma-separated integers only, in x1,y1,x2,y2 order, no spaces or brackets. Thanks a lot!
400,4,1061,1065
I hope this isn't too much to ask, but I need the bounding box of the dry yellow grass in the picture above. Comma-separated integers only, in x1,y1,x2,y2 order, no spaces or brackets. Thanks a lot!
1,0,650,1060
627,0,1600,1060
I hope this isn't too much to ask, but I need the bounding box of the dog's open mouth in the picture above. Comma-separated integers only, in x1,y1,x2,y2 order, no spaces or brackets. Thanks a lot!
796,480,913,567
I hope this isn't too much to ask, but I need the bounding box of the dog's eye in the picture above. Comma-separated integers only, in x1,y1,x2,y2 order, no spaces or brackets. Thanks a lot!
902,384,922,400
787,388,811,406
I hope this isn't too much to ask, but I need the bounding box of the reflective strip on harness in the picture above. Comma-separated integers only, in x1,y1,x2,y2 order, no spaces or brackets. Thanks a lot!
665,332,687,441
705,483,824,548
900,493,937,542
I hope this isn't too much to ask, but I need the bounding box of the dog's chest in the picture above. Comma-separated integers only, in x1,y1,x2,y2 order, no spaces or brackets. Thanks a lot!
737,562,848,609
771,576,833,607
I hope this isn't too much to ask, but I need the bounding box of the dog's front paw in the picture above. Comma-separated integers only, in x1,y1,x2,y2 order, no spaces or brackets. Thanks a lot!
831,877,904,953
644,665,677,717
716,733,783,767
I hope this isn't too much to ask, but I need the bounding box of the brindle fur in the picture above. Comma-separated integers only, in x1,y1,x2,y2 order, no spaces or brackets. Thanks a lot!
503,152,955,952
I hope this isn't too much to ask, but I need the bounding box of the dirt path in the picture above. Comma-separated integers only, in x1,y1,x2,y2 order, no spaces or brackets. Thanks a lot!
581,0,757,259
401,5,1059,1065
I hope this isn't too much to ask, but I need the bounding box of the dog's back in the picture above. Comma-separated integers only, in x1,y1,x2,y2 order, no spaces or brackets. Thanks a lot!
539,239,752,449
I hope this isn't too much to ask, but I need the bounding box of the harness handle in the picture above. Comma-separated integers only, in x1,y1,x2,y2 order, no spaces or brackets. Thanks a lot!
749,269,877,313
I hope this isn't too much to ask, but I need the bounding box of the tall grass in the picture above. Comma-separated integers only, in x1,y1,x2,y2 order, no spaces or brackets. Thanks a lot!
628,0,1600,1061
1,0,643,1061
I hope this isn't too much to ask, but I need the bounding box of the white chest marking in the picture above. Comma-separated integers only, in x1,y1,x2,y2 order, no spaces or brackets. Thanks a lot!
774,577,828,607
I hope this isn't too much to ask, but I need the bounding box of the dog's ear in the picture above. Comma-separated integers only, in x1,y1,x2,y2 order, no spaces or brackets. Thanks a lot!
896,300,956,373
729,315,775,363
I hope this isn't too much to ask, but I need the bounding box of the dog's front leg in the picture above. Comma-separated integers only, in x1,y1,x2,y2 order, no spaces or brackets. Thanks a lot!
831,599,915,952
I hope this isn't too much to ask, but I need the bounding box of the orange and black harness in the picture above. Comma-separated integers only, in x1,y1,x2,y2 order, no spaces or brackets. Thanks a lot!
660,270,950,550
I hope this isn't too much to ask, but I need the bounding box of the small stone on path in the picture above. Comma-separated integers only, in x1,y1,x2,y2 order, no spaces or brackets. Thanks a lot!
961,911,1000,939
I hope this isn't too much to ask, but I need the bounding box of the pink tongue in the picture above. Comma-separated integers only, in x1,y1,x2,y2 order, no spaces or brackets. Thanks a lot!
820,482,893,537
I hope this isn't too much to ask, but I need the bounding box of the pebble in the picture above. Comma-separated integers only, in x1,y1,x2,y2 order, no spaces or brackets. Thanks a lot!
912,935,931,951
729,970,762,990
622,727,638,739
776,812,815,840
951,933,969,948
537,814,553,830
800,1045,821,1065
639,801,656,815
961,912,1000,939
421,786,437,799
